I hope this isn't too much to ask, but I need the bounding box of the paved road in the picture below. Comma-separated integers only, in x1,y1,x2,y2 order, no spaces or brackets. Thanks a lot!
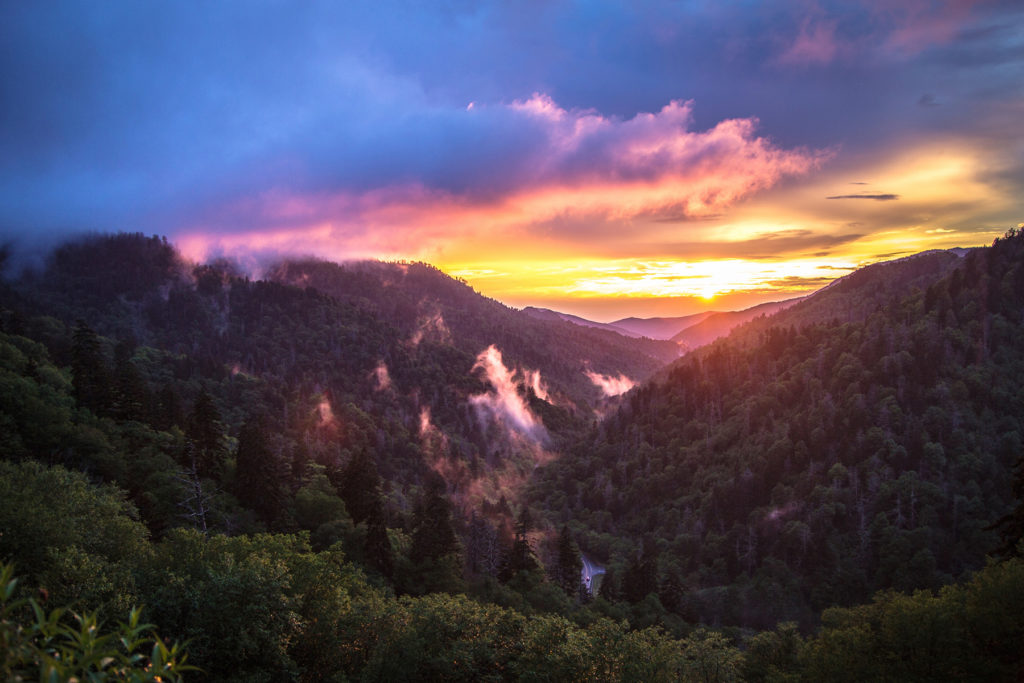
580,554,605,594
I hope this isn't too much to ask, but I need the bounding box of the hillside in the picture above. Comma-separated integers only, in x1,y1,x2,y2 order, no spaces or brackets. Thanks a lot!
3,232,1024,680
0,234,682,539
671,298,803,350
530,235,1024,629
610,313,713,340
269,260,680,406
522,306,640,337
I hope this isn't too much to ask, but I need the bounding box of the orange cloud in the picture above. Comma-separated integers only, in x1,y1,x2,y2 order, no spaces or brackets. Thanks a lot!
175,96,828,265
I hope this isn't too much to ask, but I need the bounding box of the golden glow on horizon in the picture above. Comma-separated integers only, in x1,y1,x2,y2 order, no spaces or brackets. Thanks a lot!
174,138,1016,321
444,256,858,301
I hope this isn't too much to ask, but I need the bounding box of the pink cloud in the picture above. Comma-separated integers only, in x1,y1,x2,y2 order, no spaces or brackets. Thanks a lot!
174,96,828,264
873,0,979,57
777,18,842,65
585,370,636,397
469,345,548,444
775,0,983,67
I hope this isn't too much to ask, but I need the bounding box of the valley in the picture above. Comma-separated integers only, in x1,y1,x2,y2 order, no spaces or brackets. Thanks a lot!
2,230,1024,679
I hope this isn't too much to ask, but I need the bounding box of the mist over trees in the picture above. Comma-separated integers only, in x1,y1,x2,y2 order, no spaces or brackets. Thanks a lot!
2,230,1024,679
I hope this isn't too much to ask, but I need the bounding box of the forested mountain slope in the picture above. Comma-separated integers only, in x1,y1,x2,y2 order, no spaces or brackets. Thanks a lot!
531,233,1024,629
670,298,803,351
3,232,1024,680
268,259,679,405
0,232,687,615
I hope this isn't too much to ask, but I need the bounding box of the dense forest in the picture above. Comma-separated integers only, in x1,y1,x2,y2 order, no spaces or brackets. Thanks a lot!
2,231,1024,680
532,233,1024,629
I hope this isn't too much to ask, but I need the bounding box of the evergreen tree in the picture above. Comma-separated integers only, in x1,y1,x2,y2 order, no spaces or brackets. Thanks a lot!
338,449,381,525
499,508,539,582
153,385,184,432
622,537,659,603
235,417,288,526
410,476,459,565
111,341,149,423
658,568,685,614
552,525,582,596
990,452,1024,559
598,566,619,602
71,321,111,415
186,390,226,479
364,498,394,578
466,512,501,577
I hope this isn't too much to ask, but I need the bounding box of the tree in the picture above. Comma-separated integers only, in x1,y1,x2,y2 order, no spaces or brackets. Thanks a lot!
552,525,582,597
500,508,539,582
410,476,459,565
365,498,394,578
0,461,149,616
659,568,685,614
186,389,226,479
338,449,382,525
70,321,110,415
989,452,1024,559
111,341,150,422
622,537,659,603
598,566,620,602
405,475,463,594
234,417,288,526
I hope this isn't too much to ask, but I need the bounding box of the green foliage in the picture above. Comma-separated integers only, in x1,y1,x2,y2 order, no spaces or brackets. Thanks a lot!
740,622,803,683
0,461,150,616
6,231,1024,679
0,563,195,682
533,231,1024,628
135,529,365,683
234,417,289,526
800,557,1024,681
553,525,583,596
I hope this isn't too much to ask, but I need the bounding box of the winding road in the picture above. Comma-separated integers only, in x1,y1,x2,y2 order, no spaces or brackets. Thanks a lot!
580,554,605,594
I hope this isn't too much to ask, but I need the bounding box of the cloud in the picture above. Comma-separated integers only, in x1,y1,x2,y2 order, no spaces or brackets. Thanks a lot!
371,361,391,391
523,369,551,403
585,370,636,397
173,95,827,264
408,306,451,347
469,345,548,444
773,0,988,67
826,193,900,200
777,18,842,66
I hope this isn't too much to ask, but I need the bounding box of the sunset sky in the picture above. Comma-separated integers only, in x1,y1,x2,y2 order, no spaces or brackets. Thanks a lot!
2,1,1022,320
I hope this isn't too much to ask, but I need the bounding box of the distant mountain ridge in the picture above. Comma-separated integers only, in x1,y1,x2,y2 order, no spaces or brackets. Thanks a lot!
520,307,639,337
609,313,713,340
523,299,803,349
670,298,803,350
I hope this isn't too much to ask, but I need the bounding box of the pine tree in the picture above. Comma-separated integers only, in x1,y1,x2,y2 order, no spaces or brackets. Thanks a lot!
990,452,1024,559
235,417,287,526
187,390,226,479
112,341,150,422
598,566,619,602
622,537,660,603
71,321,111,415
500,508,539,582
364,498,394,578
153,385,184,431
410,476,459,564
338,449,381,525
553,525,582,596
658,569,685,614
466,512,501,576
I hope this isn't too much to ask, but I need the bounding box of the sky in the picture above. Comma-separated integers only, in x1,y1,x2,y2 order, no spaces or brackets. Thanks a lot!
1,0,1022,321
